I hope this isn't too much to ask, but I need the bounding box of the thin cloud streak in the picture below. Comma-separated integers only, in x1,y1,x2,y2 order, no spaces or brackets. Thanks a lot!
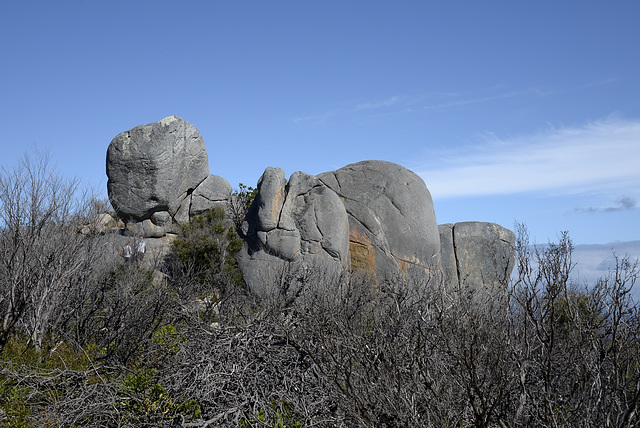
294,80,621,123
419,117,640,199
355,96,400,110
575,196,637,213
421,89,532,110
293,95,404,123
293,89,526,123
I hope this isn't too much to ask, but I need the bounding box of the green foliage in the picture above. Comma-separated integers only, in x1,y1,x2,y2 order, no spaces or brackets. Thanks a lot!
552,289,601,333
234,183,258,210
120,367,201,421
238,401,304,428
229,183,259,230
171,207,244,290
1,335,89,370
0,335,96,427
0,383,32,427
152,323,183,354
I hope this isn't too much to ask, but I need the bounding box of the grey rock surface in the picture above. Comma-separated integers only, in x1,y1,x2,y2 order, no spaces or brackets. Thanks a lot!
106,115,209,221
105,116,516,301
239,169,350,297
440,221,516,300
318,160,442,283
190,175,232,217
438,223,459,290
253,167,287,233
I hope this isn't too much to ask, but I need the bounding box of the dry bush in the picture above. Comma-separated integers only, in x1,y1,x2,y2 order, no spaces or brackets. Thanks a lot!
0,150,108,352
1,174,638,428
508,224,640,427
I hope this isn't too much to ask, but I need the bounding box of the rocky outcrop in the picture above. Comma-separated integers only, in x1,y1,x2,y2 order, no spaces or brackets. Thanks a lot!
439,222,516,299
106,116,232,237
80,213,123,235
107,116,209,220
239,161,443,296
106,116,517,302
318,161,442,283
238,169,350,298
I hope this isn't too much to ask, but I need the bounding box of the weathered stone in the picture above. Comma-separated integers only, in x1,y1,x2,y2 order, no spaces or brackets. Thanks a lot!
449,221,516,300
151,211,172,227
236,248,286,298
190,175,232,217
80,213,120,235
318,160,442,283
238,169,350,297
279,171,350,262
264,229,301,261
438,223,459,290
104,115,516,301
106,115,209,221
125,219,166,238
173,193,192,226
252,167,286,233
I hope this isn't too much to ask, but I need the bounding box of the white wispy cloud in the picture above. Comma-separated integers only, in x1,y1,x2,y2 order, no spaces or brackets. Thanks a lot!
418,117,640,199
294,88,537,123
294,80,618,124
420,89,532,110
355,96,400,110
293,96,403,123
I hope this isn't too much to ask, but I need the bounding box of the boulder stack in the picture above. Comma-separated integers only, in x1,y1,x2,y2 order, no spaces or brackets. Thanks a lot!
238,168,351,298
106,116,517,302
239,161,443,297
106,116,231,236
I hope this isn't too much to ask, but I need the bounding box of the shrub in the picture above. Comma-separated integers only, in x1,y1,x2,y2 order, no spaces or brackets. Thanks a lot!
170,207,244,294
228,183,258,231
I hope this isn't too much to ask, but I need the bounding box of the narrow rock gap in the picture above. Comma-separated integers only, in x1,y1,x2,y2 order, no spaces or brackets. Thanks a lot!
275,180,290,230
452,224,462,286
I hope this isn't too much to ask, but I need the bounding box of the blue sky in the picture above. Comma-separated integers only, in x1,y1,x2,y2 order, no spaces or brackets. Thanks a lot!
1,1,639,250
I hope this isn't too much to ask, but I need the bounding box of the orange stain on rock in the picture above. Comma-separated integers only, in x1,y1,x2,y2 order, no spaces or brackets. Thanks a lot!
349,225,376,273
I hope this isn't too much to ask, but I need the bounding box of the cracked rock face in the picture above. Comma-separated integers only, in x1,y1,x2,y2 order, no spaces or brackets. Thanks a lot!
439,221,516,300
105,116,516,301
190,174,232,217
239,169,350,298
107,116,232,237
106,115,210,221
318,160,442,282
239,160,443,296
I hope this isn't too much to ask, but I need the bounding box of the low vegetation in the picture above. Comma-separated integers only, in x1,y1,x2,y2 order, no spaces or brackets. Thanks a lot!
0,152,638,427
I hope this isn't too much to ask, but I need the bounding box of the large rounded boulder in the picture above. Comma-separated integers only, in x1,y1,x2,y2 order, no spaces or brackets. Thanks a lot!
318,160,442,283
106,115,209,221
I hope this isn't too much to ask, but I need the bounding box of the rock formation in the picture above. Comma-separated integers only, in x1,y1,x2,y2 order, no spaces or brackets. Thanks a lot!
439,222,516,300
238,168,350,298
106,116,232,236
318,161,442,281
237,161,444,297
106,116,517,301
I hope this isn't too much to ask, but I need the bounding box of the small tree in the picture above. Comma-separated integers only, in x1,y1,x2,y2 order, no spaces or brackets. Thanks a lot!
169,207,244,300
227,183,258,231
